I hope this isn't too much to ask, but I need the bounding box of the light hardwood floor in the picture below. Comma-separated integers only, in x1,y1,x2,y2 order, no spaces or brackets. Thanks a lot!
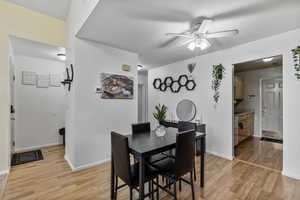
0,174,7,199
3,145,300,200
235,137,283,171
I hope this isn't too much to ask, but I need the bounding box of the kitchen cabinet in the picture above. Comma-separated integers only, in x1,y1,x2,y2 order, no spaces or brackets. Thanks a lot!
234,76,244,100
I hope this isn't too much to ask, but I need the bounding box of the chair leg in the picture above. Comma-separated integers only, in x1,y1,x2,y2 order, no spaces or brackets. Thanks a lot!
148,181,152,200
115,176,118,200
190,172,195,200
151,180,154,200
156,177,159,200
179,179,182,191
174,180,177,200
193,160,197,181
130,187,133,200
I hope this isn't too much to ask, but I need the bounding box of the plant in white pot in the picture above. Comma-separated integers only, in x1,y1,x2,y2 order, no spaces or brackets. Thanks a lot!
153,104,168,136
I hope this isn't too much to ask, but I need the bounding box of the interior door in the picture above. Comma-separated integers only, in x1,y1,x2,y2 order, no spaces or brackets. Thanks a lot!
262,78,283,139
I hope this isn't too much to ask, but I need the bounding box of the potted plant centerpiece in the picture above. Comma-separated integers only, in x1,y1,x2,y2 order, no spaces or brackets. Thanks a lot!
153,104,168,137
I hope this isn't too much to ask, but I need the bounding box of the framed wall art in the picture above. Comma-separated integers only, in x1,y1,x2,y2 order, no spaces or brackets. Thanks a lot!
101,73,134,99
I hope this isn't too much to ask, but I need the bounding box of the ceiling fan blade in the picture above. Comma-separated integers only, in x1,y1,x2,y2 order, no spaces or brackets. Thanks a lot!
197,38,211,50
177,38,194,47
166,33,193,38
197,19,213,33
206,30,239,38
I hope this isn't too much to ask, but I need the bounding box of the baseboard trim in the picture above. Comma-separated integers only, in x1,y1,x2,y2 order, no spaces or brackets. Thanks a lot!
282,170,300,180
0,170,9,176
64,155,110,172
0,171,8,200
15,142,62,153
206,150,233,161
64,155,75,171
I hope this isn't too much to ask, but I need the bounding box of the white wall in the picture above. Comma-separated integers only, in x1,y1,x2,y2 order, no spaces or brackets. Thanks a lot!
148,28,300,179
66,39,138,170
66,0,139,171
236,67,282,136
13,55,66,151
64,0,100,167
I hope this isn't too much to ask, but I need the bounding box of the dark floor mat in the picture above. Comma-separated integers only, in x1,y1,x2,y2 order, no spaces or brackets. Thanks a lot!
11,150,43,166
261,137,283,144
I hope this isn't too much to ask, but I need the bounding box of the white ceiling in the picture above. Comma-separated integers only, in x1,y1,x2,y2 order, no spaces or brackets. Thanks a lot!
10,36,66,62
77,0,300,68
8,0,71,20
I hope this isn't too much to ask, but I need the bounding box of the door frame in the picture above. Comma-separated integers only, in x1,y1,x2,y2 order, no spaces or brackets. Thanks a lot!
259,76,283,138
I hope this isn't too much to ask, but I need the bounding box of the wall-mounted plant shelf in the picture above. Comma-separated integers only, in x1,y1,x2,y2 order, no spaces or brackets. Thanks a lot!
153,74,196,93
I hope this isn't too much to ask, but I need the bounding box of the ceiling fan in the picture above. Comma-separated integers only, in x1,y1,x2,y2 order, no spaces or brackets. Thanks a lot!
166,19,239,51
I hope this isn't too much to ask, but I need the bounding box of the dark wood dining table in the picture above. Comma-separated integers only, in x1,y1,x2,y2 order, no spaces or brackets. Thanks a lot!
111,127,206,200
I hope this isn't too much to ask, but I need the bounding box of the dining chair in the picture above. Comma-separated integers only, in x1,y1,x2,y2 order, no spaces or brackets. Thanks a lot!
132,122,151,134
178,121,203,181
111,132,159,200
150,130,196,200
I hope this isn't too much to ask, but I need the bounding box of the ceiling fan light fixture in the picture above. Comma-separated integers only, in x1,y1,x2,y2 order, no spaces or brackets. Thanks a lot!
188,42,196,51
197,39,211,50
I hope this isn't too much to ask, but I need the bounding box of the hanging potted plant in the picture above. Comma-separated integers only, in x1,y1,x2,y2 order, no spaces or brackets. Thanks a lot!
153,104,168,136
212,64,225,105
292,46,300,80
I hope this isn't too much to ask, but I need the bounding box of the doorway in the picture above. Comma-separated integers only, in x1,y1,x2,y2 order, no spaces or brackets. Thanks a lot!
9,56,16,160
233,55,283,171
9,36,66,166
138,70,148,123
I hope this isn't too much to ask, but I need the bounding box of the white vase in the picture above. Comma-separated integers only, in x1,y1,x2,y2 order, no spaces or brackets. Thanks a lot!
155,123,166,137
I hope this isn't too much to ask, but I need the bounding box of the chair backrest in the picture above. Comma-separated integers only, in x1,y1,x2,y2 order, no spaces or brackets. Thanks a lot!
111,132,132,185
175,130,196,177
132,122,151,135
178,121,196,132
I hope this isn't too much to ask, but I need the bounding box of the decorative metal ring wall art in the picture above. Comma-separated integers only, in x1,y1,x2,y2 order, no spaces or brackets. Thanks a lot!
153,78,162,89
152,74,196,93
170,81,181,93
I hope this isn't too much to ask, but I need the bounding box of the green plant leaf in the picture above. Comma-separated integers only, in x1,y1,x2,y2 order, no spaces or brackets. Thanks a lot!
212,64,225,105
153,104,168,121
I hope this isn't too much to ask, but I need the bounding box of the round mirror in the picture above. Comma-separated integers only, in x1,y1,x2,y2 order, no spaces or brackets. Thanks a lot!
176,99,196,121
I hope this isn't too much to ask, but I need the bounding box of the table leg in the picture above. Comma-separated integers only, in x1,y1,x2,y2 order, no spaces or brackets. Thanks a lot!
139,155,145,200
111,154,115,199
200,137,205,187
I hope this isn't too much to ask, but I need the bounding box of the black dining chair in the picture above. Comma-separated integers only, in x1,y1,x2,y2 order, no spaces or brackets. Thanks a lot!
111,132,159,200
150,130,196,200
178,121,196,133
132,122,151,134
178,121,203,181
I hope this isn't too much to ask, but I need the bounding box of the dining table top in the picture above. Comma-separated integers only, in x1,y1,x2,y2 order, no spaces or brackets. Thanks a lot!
127,127,205,157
